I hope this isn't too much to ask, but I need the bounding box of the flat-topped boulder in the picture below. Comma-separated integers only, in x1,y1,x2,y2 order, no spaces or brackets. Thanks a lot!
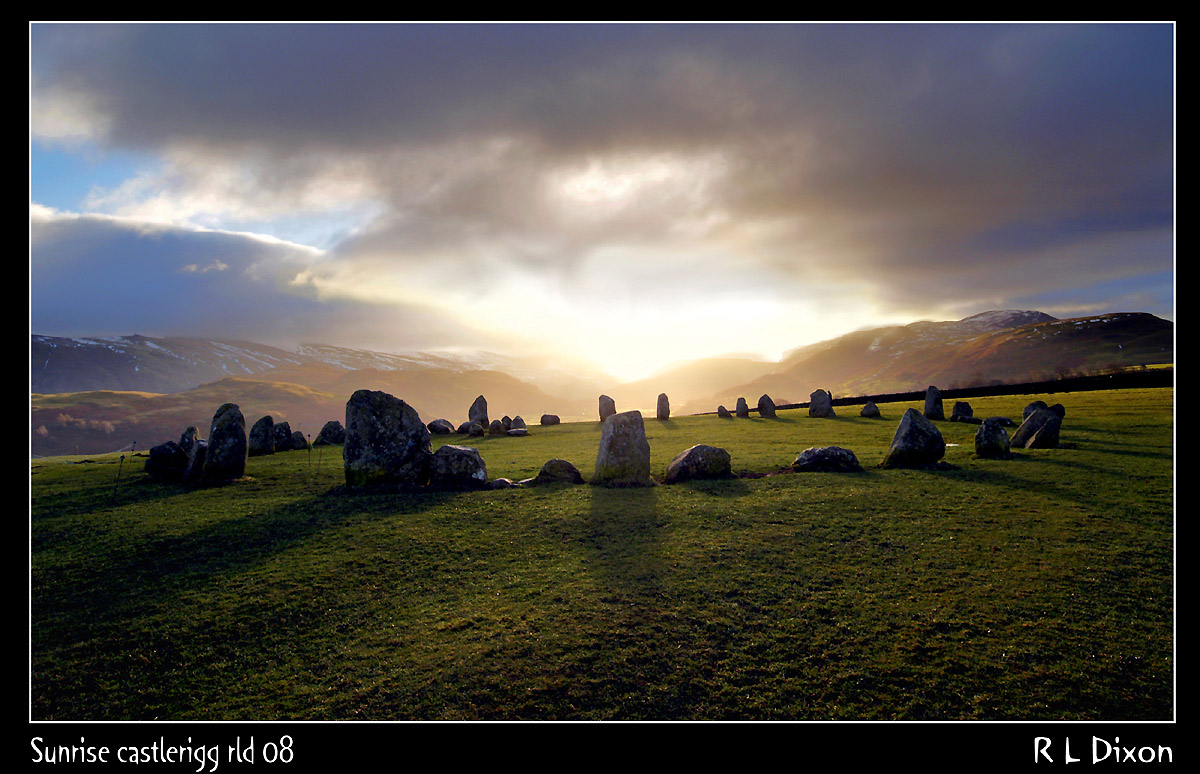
343,389,432,488
249,416,275,456
792,446,863,472
809,389,835,418
758,394,777,418
974,418,1012,458
540,414,560,426
924,386,944,420
735,397,750,418
657,393,670,420
314,420,346,445
599,394,617,422
593,410,654,487
880,408,945,469
664,444,732,484
428,444,488,491
202,403,247,483
860,401,881,418
428,419,455,435
507,427,529,437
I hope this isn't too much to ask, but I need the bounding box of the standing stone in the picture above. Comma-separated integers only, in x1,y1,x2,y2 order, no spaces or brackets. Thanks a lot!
809,389,836,418
540,414,560,426
758,394,777,418
511,416,527,429
1012,408,1062,449
291,430,309,451
792,446,864,473
489,419,506,436
501,415,513,431
249,416,276,456
145,441,188,482
974,418,1012,458
343,390,432,488
599,395,617,422
201,403,248,483
717,405,732,418
657,393,670,420
427,419,455,435
950,401,974,422
314,420,346,445
179,426,201,454
273,421,294,452
593,410,654,487
924,386,944,421
182,439,208,486
860,401,881,418
735,397,750,418
428,445,488,491
880,408,946,469
1022,400,1049,421
664,444,732,484
469,395,489,430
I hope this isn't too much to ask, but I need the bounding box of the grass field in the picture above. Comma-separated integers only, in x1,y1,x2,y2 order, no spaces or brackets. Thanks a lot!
30,388,1174,720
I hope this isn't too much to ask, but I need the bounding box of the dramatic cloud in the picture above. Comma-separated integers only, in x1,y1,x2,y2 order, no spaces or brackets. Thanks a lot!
30,23,1174,378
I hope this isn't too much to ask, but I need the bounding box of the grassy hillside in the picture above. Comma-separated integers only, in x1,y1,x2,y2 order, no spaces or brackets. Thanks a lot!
30,387,1173,720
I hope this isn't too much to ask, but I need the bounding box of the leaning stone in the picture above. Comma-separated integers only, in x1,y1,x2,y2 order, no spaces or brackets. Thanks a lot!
248,416,275,456
511,415,527,429
1011,408,1059,448
202,403,248,483
717,405,732,418
924,386,944,420
599,394,617,422
880,408,946,469
1024,412,1062,449
468,395,489,430
809,389,835,418
182,439,207,486
428,419,455,435
428,444,488,491
343,390,432,488
530,458,586,485
540,414,560,426
593,410,654,487
860,401,881,418
291,430,309,450
758,394,777,418
507,428,529,437
657,393,670,420
314,420,346,445
792,446,863,473
950,401,973,422
273,421,294,452
664,444,732,484
974,418,1012,458
1022,400,1049,420
145,441,188,482
735,397,750,418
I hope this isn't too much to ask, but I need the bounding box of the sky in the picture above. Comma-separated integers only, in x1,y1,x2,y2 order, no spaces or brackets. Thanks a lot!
29,22,1175,381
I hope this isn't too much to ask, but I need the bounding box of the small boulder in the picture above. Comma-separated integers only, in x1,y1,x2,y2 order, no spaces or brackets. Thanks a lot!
145,441,188,482
809,389,835,418
501,415,513,432
489,419,506,436
314,420,346,445
291,430,309,451
593,410,654,487
736,397,750,418
924,386,944,421
717,405,732,418
507,428,529,437
511,415,527,430
792,446,863,473
599,394,617,422
663,444,732,484
530,458,586,485
880,408,946,469
428,419,455,435
428,444,488,491
860,401,881,418
540,414,560,426
758,394,777,418
248,416,275,456
466,422,486,438
974,418,1012,458
950,401,973,422
657,393,670,420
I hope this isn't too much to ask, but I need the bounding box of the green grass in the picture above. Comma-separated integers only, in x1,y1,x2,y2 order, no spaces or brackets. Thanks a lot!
30,388,1174,720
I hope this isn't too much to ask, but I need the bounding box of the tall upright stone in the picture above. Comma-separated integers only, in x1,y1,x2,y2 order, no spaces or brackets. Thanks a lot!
924,386,944,421
273,421,294,452
735,397,750,418
248,415,275,456
343,390,433,488
201,403,247,483
598,394,617,423
880,408,945,469
809,389,836,418
468,395,489,431
657,393,670,421
758,394,777,418
593,410,654,487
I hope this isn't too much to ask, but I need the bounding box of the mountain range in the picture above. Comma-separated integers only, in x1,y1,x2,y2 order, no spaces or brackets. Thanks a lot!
30,310,1173,456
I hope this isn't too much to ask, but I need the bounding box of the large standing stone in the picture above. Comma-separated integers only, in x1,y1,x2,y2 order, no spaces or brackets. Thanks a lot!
657,393,670,420
343,390,432,488
735,397,750,418
758,394,777,418
428,445,488,491
249,416,276,456
540,414,560,426
145,441,188,482
314,420,346,445
427,419,455,435
950,401,974,422
469,395,489,430
593,410,654,487
974,418,1012,458
599,395,617,422
792,446,863,473
924,386,944,420
273,421,294,452
664,444,732,484
527,458,585,486
1012,408,1062,449
860,401,881,418
809,389,836,418
880,408,946,469
717,405,732,418
202,403,248,483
